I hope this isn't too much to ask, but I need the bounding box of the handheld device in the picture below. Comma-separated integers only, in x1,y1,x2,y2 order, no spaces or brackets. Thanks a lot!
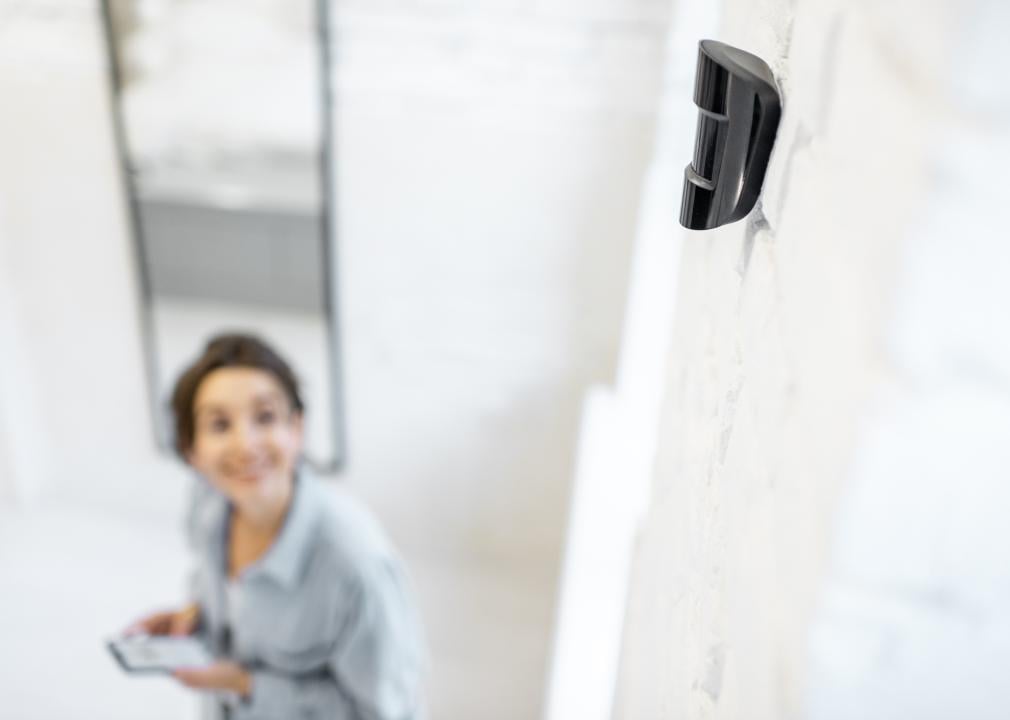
107,635,214,674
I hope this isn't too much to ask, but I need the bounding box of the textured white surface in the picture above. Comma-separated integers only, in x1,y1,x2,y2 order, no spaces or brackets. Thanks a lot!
543,1,718,717
610,0,1009,717
806,2,1010,717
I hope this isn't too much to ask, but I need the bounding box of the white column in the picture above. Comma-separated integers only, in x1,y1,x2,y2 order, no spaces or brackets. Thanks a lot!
542,2,720,718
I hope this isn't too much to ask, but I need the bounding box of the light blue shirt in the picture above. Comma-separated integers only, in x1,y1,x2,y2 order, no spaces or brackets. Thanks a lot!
186,470,426,720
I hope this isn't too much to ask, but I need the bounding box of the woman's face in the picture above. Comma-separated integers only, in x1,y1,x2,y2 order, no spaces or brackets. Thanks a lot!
187,366,304,511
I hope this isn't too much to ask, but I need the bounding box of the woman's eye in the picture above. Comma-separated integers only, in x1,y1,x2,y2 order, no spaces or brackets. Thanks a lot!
256,410,277,425
209,418,229,433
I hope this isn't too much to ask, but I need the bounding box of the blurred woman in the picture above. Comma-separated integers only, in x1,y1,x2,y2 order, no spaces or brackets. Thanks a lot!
127,333,424,719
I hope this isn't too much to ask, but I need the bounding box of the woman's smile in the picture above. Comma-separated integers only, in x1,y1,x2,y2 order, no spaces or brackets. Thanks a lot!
230,466,267,483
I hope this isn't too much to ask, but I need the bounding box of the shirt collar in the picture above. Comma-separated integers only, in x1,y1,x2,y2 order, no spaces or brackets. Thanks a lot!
218,468,322,589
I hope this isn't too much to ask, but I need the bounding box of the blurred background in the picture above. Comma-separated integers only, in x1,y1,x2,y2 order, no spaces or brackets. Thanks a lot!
1,0,1009,719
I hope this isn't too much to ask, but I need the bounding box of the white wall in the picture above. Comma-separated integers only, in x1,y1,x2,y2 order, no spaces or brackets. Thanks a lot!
612,0,1010,718
329,1,669,571
326,6,671,713
0,199,46,505
0,0,186,519
805,1,1010,717
0,7,193,716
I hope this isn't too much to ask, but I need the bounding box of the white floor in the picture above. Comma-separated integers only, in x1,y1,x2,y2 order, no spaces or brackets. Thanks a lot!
0,502,197,720
0,498,555,720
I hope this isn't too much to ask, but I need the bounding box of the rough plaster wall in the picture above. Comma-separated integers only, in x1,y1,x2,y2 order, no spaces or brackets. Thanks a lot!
613,0,957,717
805,1,1010,717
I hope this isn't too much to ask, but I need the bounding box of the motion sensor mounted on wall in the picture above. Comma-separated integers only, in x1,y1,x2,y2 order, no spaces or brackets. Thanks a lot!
680,40,782,230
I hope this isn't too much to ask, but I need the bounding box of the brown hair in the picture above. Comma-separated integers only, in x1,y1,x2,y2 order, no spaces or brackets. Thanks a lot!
170,332,305,458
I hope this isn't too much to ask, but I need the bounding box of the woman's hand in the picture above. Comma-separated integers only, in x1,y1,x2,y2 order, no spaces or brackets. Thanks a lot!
124,602,200,636
174,661,252,698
